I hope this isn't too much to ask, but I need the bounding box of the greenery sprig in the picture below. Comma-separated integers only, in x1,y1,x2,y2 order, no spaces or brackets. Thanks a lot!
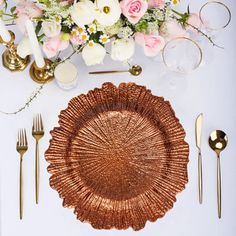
171,7,223,49
0,84,45,115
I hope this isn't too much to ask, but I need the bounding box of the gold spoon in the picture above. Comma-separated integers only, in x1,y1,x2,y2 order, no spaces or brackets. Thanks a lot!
89,65,142,76
209,130,228,219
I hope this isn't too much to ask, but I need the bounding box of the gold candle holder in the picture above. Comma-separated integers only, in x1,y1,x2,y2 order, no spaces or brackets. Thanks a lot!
29,59,54,84
0,31,30,72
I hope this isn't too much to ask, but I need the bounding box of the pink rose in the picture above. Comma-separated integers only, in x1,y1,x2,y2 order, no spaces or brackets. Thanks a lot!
148,0,165,8
43,35,69,58
120,0,148,24
160,20,189,40
70,35,85,46
16,0,42,34
135,32,165,57
187,13,202,32
16,1,42,18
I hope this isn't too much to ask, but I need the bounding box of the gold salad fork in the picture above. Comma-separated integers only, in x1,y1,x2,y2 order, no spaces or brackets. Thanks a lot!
16,129,28,220
32,114,44,204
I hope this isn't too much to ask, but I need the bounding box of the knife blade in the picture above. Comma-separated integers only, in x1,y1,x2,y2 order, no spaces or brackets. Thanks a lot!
195,113,203,204
195,113,203,149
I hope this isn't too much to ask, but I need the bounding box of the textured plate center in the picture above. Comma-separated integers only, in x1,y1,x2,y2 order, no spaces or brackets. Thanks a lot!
70,110,167,200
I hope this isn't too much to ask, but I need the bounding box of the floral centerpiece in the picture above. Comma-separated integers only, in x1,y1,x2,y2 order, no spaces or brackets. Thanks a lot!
0,0,212,67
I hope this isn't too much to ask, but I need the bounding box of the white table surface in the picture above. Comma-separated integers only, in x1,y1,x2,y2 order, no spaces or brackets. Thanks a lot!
0,1,236,235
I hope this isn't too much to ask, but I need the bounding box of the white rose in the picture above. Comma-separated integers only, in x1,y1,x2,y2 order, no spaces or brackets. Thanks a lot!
111,38,135,61
70,0,95,27
42,21,61,38
95,0,121,26
82,43,106,66
17,37,32,59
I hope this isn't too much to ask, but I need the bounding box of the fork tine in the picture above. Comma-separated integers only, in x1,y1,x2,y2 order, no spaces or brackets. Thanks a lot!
34,116,36,132
23,129,25,145
34,115,38,131
35,116,37,131
37,114,40,131
25,129,28,146
17,130,20,145
39,114,43,131
24,129,27,146
33,117,35,132
22,129,25,146
36,114,39,131
20,129,23,146
20,129,22,146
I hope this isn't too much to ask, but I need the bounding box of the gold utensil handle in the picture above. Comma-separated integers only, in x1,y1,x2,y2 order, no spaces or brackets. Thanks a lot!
217,156,221,219
35,141,39,204
89,70,127,75
198,152,203,204
19,157,23,220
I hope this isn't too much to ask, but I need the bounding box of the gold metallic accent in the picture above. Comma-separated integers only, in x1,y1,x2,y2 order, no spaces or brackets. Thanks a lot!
209,130,228,219
29,59,54,84
162,37,203,73
45,82,189,231
199,1,231,30
16,129,28,220
195,113,203,204
89,64,142,76
0,31,30,72
32,114,44,204
103,6,110,14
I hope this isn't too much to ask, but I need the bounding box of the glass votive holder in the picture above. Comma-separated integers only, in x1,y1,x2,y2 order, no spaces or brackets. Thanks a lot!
54,61,78,90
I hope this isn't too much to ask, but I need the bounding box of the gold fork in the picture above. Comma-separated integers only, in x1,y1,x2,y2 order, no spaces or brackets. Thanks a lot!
16,129,28,220
32,114,44,204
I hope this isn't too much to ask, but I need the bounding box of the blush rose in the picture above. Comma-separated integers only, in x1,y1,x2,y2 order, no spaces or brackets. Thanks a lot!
135,32,165,57
43,35,69,58
120,0,148,24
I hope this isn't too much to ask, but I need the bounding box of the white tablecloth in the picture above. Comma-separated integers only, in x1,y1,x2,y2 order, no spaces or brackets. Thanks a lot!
0,0,236,235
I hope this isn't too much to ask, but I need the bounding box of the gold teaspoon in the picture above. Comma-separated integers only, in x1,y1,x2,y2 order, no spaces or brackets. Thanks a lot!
89,65,142,76
209,130,228,219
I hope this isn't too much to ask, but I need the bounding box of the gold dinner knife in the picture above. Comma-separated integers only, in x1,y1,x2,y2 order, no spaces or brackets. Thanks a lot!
195,113,203,204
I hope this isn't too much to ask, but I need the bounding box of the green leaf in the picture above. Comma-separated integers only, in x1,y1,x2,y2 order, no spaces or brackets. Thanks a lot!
38,0,49,4
35,22,42,35
37,34,45,43
91,31,102,43
172,9,185,18
10,6,16,14
61,25,71,33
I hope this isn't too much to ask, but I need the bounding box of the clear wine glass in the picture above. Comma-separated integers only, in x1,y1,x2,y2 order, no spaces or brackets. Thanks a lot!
162,37,203,74
199,1,231,36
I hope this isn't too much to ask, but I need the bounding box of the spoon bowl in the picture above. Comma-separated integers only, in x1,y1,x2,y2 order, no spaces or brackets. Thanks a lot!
209,130,228,155
129,65,142,76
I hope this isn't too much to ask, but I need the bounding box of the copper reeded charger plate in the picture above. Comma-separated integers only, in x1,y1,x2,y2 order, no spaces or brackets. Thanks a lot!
45,82,189,231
